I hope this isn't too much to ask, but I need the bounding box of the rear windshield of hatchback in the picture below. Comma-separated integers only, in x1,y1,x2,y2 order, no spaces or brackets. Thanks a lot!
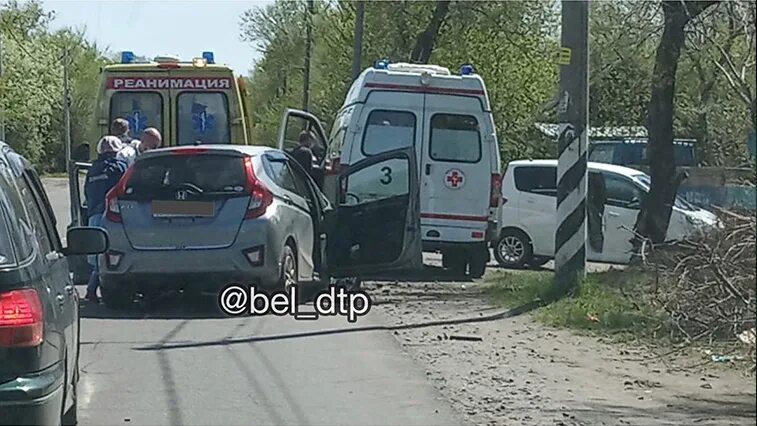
124,154,248,199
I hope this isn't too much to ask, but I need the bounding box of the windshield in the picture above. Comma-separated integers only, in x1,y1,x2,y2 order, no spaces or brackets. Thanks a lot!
633,174,697,211
124,154,247,199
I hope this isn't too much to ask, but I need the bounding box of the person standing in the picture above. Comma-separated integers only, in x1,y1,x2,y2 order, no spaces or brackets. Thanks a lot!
84,136,128,302
117,127,162,167
111,118,134,145
290,131,315,176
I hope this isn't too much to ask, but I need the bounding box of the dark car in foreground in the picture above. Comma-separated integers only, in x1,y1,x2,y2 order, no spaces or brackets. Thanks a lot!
0,142,108,426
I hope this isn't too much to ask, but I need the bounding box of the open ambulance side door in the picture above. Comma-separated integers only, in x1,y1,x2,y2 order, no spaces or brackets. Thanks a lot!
68,161,92,283
322,147,423,278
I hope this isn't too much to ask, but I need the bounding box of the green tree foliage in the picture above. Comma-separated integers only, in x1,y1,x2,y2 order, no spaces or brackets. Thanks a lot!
589,1,755,167
0,0,107,172
241,0,754,169
241,0,559,162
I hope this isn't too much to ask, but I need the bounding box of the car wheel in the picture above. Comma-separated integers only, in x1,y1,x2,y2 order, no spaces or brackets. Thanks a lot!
444,251,467,276
527,256,551,269
468,248,489,278
101,285,131,310
441,252,452,269
494,230,532,269
278,245,299,294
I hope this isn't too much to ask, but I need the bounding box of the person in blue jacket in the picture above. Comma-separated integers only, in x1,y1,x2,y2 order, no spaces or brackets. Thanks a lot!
84,136,128,302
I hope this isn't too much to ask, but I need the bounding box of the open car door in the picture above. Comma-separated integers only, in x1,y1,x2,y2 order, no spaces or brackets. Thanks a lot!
277,108,328,188
323,147,423,277
68,161,92,283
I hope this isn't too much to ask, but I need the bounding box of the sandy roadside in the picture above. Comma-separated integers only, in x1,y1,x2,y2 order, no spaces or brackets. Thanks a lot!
367,269,756,426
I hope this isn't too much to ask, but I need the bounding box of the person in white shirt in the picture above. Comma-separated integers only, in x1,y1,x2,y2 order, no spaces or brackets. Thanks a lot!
117,127,162,166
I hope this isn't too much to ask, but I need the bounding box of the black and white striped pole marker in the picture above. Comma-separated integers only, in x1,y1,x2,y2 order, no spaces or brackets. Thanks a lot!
554,0,589,297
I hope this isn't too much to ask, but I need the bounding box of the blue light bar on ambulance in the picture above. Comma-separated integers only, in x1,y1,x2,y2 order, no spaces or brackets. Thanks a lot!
460,64,475,75
374,59,390,69
202,51,215,64
121,51,136,64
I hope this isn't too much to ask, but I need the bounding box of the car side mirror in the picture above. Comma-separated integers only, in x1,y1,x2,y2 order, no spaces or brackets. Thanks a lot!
63,227,109,255
73,144,90,162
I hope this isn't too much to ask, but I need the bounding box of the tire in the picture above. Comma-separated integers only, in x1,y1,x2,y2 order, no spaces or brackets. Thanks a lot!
278,245,299,293
101,284,131,310
493,230,533,269
468,247,489,278
527,256,551,269
441,252,452,269
448,253,468,277
442,250,467,275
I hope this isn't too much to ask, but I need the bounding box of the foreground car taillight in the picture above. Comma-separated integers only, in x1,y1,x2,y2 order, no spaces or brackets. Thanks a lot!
0,289,44,347
105,165,135,223
243,157,273,219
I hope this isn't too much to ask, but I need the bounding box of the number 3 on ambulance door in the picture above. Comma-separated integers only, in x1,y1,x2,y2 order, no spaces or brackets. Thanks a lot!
380,166,392,184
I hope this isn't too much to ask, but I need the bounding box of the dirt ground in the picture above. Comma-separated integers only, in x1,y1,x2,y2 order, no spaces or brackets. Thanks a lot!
366,258,757,426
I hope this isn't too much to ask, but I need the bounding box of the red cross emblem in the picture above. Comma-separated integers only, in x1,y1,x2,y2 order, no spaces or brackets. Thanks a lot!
444,169,465,189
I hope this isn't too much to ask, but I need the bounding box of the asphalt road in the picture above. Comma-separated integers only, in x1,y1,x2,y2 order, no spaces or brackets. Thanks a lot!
43,178,463,426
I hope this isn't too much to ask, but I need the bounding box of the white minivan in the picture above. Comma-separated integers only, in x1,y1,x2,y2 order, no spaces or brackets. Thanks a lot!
277,61,502,278
494,160,718,268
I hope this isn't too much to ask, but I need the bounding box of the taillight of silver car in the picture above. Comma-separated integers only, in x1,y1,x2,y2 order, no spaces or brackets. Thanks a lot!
243,157,273,219
105,165,136,223
0,288,44,347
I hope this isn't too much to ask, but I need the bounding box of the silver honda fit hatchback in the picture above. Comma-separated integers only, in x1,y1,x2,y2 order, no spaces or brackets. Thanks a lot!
96,145,327,309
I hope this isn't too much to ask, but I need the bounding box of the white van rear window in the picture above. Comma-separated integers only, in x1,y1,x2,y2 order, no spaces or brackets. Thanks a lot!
429,114,481,163
362,110,416,156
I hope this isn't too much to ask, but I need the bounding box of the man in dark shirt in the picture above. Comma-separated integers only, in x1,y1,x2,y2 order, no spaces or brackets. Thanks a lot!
290,131,315,176
84,136,128,302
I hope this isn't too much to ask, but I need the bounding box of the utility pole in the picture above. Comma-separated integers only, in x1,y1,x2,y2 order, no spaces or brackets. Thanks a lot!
553,0,589,299
63,47,72,175
351,0,365,81
0,34,5,142
303,0,314,111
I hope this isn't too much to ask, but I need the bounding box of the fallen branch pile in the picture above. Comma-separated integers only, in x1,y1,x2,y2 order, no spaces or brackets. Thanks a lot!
645,208,756,371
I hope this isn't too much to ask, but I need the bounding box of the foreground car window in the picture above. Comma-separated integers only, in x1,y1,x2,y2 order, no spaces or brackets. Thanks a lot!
0,159,34,261
0,200,16,267
125,154,247,198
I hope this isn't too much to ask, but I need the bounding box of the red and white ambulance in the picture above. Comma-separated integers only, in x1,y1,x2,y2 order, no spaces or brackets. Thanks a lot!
278,61,502,277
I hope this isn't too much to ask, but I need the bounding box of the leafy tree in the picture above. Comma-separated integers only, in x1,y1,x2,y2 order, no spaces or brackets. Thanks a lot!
635,0,719,246
241,0,559,163
0,0,107,172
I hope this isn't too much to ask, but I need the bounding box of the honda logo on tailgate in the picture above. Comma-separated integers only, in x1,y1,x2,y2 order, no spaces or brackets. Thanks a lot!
175,191,187,201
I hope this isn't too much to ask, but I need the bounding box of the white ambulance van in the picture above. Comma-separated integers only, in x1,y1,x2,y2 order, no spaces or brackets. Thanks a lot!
277,60,502,278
